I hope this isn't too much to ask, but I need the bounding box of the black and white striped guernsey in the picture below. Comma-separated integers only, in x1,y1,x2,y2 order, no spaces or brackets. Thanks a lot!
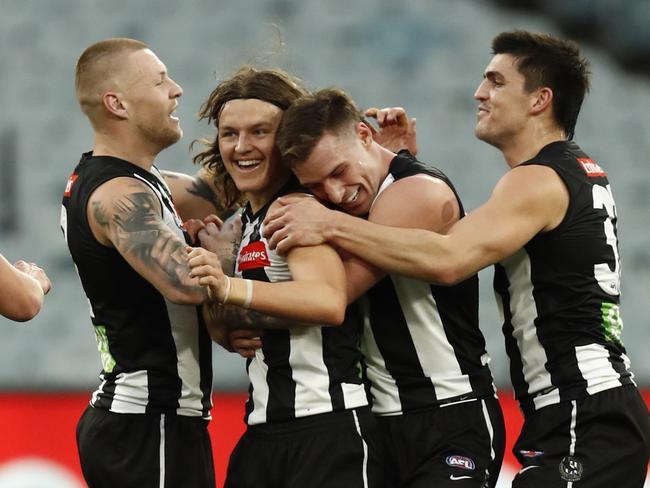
363,151,496,416
60,152,213,418
236,177,368,425
494,140,635,415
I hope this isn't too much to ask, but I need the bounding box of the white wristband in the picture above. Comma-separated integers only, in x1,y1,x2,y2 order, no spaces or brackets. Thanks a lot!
242,279,253,308
222,275,232,304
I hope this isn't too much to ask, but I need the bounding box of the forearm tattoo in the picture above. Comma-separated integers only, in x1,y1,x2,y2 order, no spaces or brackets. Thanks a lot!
206,301,322,330
92,191,200,294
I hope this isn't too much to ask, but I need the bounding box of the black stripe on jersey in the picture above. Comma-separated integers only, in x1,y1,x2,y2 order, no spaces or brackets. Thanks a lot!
260,329,295,423
322,303,366,411
368,277,438,410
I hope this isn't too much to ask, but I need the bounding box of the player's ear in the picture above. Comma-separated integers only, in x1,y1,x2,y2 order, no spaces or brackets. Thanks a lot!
357,122,373,148
530,87,553,116
103,91,129,120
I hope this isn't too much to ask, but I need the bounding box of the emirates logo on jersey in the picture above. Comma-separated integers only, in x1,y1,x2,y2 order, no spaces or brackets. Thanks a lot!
238,241,270,271
63,173,78,197
577,158,606,177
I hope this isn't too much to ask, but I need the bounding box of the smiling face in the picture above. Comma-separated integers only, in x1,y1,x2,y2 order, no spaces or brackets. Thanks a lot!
121,49,183,151
474,53,534,150
291,124,381,216
217,98,289,210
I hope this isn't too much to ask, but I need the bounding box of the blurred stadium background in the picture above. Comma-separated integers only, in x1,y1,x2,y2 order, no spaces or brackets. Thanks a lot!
0,0,648,486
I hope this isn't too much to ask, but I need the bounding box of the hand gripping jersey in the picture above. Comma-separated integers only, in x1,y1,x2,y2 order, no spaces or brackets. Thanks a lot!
61,153,213,418
494,141,635,415
236,177,368,425
364,151,496,416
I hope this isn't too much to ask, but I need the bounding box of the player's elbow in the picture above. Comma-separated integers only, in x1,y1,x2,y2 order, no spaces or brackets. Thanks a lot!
423,256,466,286
3,297,43,322
163,287,205,306
318,290,347,326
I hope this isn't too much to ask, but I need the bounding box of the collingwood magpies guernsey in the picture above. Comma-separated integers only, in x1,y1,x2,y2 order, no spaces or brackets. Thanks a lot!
60,152,213,418
236,177,368,426
494,141,635,416
364,151,495,416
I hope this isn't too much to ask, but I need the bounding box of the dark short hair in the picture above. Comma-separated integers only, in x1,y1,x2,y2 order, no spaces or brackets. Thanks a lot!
277,88,364,168
492,30,591,139
193,66,307,208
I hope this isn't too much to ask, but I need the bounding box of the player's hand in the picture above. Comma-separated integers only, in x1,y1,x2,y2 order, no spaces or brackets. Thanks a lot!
183,218,206,244
15,260,52,295
187,247,228,302
365,106,418,156
263,196,332,254
229,328,264,358
198,213,242,273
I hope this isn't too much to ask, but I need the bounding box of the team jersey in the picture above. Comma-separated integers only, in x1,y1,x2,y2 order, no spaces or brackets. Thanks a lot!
494,140,635,415
60,152,213,418
236,177,368,426
363,151,496,416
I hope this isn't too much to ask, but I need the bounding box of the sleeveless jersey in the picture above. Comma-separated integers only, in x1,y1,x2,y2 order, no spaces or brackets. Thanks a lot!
364,151,496,416
60,152,213,418
236,177,368,425
494,140,635,415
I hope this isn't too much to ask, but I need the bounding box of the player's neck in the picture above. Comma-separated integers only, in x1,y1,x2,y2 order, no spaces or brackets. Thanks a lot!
92,131,158,171
502,123,566,168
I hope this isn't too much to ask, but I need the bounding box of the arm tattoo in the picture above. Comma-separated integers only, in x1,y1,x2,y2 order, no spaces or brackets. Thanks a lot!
188,178,224,213
206,301,324,330
93,191,200,294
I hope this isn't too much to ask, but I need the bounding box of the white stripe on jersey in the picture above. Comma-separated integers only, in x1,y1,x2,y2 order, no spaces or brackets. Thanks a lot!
575,343,625,396
247,349,270,425
290,327,333,416
360,300,403,415
392,274,473,400
111,370,149,413
499,249,560,410
165,298,208,417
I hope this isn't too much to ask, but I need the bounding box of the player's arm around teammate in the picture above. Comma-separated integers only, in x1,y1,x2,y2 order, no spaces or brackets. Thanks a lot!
189,194,347,325
264,162,568,285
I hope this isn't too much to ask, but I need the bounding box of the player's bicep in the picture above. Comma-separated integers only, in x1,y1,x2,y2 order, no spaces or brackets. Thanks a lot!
286,243,346,293
448,166,567,266
88,178,202,302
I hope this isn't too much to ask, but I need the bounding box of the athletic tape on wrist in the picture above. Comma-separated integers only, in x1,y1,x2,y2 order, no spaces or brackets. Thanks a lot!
222,275,232,304
243,279,253,308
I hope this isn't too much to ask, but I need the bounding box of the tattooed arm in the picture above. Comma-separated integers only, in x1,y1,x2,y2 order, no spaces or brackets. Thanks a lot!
161,169,232,221
88,177,207,305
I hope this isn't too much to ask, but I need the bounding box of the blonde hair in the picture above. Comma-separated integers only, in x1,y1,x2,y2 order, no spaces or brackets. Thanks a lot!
75,38,148,124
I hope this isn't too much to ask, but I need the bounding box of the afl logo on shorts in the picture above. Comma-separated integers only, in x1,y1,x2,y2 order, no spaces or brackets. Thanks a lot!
446,455,475,470
558,455,583,482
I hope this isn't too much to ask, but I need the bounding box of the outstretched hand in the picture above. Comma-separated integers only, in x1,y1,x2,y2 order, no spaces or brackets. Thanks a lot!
262,196,334,254
365,106,418,156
